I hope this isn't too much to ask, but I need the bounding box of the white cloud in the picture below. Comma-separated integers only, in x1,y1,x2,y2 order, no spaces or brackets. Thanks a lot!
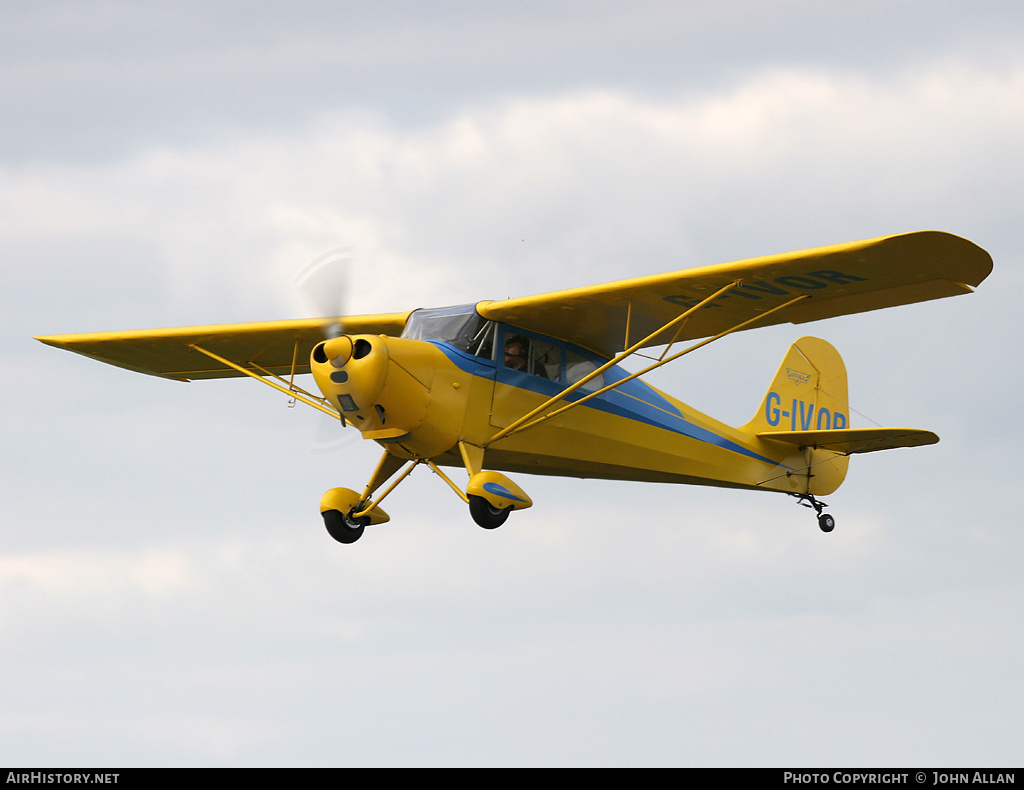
0,548,194,599
5,60,1021,319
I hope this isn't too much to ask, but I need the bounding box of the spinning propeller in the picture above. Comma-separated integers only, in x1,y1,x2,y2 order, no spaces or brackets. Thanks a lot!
295,247,352,341
295,247,360,452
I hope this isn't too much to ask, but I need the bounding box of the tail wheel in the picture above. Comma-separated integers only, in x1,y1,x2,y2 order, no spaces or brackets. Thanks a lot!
469,495,511,529
323,509,367,544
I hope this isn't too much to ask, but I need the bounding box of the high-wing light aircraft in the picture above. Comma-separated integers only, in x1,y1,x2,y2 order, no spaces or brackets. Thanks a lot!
37,231,991,542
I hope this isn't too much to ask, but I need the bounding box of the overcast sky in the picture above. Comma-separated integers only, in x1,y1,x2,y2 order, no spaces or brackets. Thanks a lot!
2,0,1022,767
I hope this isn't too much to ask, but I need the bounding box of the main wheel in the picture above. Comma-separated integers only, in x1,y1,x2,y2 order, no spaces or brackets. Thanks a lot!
469,495,511,529
818,513,836,533
323,508,367,544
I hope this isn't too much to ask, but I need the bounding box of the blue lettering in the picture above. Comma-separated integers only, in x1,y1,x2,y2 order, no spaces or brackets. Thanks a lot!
807,269,868,285
661,270,870,308
799,400,815,430
765,396,848,432
739,280,790,297
663,294,699,308
775,276,828,290
766,391,781,426
663,294,724,309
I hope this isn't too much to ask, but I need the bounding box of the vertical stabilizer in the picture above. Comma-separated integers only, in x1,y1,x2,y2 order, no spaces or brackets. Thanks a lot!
744,337,851,494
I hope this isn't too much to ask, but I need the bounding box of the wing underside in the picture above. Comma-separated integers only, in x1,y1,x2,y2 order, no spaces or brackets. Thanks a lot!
35,313,411,381
37,231,991,380
478,231,992,357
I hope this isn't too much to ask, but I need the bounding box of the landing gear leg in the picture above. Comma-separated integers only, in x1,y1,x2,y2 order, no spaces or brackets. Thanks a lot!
320,452,412,545
791,493,836,533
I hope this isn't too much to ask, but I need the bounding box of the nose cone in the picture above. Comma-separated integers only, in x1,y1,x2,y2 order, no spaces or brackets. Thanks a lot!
313,335,373,368
322,336,353,367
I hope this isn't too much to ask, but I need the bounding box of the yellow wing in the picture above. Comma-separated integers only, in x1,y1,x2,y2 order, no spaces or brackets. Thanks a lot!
478,231,992,357
35,313,411,381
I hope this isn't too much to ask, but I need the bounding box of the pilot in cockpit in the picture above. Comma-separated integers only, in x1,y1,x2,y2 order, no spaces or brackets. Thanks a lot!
504,335,529,371
504,335,548,378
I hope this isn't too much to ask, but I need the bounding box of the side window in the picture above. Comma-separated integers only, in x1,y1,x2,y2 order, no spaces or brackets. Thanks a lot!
529,338,562,382
503,334,562,381
566,349,604,392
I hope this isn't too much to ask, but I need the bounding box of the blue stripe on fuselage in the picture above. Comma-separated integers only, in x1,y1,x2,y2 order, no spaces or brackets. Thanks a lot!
430,341,785,467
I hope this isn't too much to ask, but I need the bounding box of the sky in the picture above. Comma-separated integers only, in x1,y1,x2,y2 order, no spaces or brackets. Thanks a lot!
2,0,1022,767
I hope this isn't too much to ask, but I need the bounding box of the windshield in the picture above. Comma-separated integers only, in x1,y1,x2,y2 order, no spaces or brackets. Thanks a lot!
402,305,495,359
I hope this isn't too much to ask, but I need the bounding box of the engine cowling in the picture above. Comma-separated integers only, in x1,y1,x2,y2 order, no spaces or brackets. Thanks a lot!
310,334,470,458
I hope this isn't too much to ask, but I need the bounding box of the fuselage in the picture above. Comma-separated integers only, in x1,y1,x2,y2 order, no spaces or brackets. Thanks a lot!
310,304,817,495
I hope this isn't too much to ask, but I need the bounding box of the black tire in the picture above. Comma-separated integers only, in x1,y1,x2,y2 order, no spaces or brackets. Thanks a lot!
469,495,511,529
323,509,366,544
818,513,836,533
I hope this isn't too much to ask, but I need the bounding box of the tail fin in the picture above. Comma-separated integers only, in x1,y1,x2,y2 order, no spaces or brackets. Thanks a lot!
746,336,850,434
743,337,851,495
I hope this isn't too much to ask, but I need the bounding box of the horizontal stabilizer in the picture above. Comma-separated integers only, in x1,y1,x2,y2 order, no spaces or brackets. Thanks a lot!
758,428,939,454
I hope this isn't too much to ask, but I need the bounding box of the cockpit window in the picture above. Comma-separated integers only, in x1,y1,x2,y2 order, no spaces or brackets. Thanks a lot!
402,305,495,360
466,319,496,359
565,348,604,391
404,306,606,388
503,333,562,381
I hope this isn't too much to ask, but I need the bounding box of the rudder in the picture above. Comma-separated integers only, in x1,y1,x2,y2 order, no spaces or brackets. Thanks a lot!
744,337,851,495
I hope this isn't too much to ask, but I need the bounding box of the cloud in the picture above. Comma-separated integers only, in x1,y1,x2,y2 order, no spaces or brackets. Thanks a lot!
5,60,1022,322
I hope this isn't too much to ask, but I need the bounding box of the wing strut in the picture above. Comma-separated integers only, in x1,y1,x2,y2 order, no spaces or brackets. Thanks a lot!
483,290,810,447
189,344,343,421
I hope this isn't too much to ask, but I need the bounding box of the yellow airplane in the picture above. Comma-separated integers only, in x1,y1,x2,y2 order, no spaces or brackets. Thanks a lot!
36,231,991,542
